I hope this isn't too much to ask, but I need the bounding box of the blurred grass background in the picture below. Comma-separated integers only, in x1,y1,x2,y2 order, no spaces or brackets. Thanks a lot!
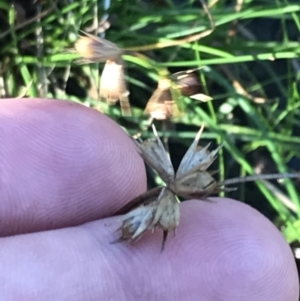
1,0,300,267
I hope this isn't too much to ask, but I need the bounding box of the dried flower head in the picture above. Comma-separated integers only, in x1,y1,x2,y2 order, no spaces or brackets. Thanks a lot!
115,124,300,250
74,31,123,63
115,123,222,249
74,31,131,116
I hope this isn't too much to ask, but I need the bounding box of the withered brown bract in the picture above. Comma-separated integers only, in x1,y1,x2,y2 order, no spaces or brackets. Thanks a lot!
74,31,132,116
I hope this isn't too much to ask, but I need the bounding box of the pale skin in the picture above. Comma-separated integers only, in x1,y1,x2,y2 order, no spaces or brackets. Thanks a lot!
0,98,299,301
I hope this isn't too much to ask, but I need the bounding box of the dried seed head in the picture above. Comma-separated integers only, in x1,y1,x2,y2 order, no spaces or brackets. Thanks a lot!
117,124,300,250
117,124,222,249
134,125,175,184
100,58,131,116
170,123,222,198
74,32,123,63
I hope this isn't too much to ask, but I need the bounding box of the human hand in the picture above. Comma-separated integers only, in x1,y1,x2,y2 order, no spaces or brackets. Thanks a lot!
0,98,298,301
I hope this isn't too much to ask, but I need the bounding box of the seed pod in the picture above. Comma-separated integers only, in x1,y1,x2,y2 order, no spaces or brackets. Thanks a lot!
115,124,221,249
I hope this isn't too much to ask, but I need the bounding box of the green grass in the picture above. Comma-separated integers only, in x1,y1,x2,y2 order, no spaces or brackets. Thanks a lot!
1,0,300,244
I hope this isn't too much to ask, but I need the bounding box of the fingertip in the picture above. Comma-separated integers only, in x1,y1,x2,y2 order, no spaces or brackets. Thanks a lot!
0,98,146,235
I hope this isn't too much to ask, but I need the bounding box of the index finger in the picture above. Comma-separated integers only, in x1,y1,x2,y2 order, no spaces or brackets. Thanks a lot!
0,98,146,237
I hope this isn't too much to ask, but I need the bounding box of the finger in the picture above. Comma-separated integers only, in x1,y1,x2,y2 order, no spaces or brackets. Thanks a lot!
0,98,146,236
0,198,298,301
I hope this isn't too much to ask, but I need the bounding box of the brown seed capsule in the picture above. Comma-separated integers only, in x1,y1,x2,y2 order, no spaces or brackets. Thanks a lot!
170,68,202,97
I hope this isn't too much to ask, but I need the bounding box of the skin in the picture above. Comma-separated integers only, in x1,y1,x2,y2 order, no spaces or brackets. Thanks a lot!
0,98,298,301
